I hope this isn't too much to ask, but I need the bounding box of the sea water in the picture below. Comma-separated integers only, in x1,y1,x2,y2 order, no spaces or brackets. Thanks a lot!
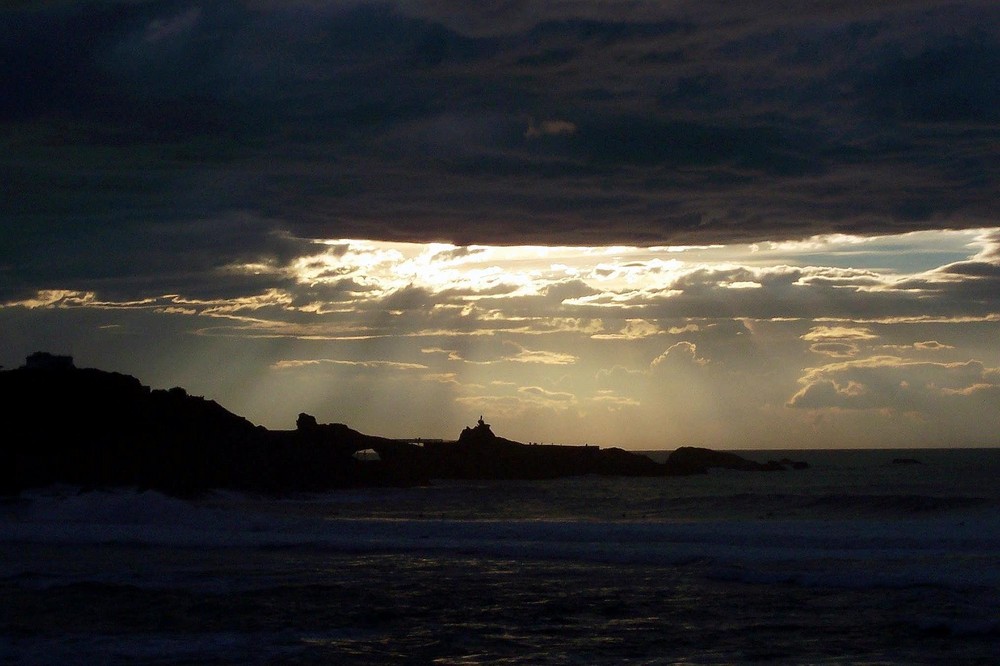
2,448,999,664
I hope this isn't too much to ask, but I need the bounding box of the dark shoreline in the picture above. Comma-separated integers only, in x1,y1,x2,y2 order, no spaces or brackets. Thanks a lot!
2,358,806,496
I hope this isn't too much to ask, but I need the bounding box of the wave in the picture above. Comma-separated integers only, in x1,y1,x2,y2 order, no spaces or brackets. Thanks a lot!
669,491,995,519
3,488,1000,594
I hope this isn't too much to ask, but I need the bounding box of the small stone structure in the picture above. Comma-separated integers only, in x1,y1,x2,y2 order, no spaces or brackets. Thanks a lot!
24,352,75,370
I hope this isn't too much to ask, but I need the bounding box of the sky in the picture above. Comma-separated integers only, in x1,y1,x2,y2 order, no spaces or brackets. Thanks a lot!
1,1,998,449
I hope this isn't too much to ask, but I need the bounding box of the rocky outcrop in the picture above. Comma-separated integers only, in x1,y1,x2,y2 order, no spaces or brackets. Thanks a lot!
663,447,806,475
1,356,804,495
458,416,497,444
0,362,423,495
778,457,811,470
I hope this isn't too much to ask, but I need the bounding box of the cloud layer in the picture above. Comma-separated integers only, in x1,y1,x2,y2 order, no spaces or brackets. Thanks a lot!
3,1,998,289
3,229,998,447
2,2,997,447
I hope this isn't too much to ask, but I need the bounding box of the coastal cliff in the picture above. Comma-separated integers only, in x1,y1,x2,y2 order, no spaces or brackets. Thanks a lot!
1,355,802,495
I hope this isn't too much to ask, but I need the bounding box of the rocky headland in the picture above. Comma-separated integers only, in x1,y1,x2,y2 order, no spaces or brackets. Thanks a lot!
1,354,806,496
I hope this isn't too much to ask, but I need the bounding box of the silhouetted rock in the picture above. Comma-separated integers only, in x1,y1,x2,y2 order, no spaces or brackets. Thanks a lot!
0,357,423,495
664,447,782,475
296,413,318,431
0,355,805,495
779,457,810,470
458,415,497,444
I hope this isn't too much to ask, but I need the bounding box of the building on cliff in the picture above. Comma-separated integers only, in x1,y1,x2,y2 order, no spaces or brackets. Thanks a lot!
24,352,75,370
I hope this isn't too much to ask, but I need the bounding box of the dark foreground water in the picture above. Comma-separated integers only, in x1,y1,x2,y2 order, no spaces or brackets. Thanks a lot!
2,448,999,664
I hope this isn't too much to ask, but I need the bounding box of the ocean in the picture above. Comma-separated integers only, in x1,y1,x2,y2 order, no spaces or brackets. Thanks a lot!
2,448,999,664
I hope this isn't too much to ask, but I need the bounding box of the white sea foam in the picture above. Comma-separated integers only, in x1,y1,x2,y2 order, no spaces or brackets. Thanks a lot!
5,457,1000,666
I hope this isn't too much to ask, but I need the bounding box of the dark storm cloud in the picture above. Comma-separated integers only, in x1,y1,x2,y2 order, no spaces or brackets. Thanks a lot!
2,0,998,297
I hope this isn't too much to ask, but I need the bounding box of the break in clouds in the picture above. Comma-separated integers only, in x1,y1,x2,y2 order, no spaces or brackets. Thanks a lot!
2,1,998,275
1,1,997,448
3,229,998,449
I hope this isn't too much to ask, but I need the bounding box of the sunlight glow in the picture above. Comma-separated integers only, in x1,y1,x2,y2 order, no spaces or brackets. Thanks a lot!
4,228,997,448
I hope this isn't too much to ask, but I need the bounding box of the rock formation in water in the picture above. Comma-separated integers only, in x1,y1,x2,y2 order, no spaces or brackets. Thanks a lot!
1,354,803,495
665,447,788,474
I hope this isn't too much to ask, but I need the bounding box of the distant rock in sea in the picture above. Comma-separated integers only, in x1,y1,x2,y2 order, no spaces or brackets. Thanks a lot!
664,447,808,474
779,457,811,470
